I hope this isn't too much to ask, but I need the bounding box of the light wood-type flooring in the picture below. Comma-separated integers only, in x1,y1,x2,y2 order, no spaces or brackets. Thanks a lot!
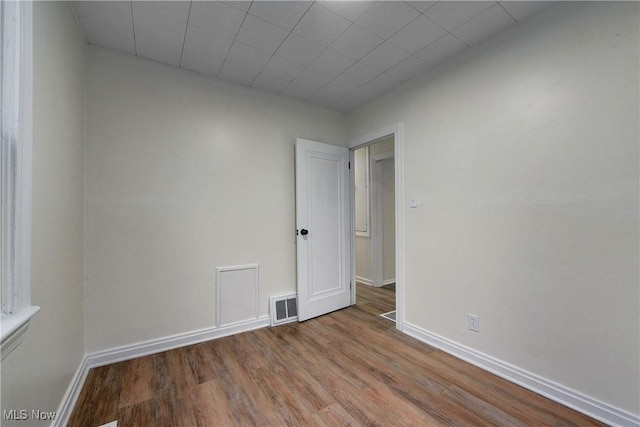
69,283,605,426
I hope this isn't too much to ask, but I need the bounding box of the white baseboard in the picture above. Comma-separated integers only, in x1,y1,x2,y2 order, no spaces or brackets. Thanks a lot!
54,316,270,426
355,275,374,287
403,322,640,427
54,354,90,427
356,276,395,288
87,316,270,368
56,316,638,427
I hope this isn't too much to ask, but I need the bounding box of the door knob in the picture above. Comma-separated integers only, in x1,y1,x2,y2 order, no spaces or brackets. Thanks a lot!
300,229,309,236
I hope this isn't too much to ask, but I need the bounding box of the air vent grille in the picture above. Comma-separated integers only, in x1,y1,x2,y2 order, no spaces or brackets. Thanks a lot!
270,293,298,326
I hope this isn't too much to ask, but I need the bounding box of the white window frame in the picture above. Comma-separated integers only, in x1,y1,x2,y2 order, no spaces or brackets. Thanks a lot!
1,0,39,360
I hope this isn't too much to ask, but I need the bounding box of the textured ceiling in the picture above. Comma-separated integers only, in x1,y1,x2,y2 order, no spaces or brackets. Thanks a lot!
71,1,555,113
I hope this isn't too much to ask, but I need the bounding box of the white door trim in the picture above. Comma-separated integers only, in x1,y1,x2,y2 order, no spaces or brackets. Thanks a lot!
349,122,405,332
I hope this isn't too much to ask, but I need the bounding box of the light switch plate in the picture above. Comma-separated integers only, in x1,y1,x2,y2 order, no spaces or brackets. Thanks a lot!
468,314,480,332
409,194,417,208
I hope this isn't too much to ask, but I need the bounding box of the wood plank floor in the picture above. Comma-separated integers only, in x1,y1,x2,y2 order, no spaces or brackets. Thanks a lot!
69,284,605,427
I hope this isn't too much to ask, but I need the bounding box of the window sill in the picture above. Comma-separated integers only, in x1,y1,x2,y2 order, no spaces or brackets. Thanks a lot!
1,306,40,360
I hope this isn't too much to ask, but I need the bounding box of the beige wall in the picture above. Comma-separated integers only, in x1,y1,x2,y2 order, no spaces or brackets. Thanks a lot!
355,237,372,284
0,2,86,425
349,2,639,414
84,47,348,352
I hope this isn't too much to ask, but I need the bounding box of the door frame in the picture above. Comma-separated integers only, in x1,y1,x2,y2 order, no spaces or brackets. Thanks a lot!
349,122,404,332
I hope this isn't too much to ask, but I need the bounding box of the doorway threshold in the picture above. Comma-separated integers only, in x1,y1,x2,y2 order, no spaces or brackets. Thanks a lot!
380,310,396,322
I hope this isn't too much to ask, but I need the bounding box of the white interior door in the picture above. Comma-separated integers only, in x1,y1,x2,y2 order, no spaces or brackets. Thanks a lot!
295,138,351,321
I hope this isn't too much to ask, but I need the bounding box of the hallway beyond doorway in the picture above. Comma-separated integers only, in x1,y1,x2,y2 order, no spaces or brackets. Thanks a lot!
355,282,395,317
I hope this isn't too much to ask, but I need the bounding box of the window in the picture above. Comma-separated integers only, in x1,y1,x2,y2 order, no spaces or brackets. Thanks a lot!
1,0,39,360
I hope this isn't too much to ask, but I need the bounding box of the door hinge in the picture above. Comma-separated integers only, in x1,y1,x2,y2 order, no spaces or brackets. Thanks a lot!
348,161,351,169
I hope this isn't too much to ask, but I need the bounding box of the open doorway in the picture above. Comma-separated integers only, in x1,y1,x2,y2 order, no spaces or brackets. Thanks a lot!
353,137,396,322
354,138,395,288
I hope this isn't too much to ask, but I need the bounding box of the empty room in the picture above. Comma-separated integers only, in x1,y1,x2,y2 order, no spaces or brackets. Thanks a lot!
1,1,638,426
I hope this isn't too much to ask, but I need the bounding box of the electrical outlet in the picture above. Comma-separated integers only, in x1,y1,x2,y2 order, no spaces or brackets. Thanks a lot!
468,314,480,332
